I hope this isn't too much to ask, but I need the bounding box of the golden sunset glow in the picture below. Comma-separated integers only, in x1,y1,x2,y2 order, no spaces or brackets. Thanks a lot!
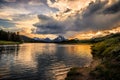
0,1,120,80
0,0,120,39
17,44,37,68
66,44,92,57
70,27,120,40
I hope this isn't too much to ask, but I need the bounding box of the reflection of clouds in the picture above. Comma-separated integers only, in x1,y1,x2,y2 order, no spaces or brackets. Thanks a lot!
37,53,69,80
32,43,57,54
66,44,92,58
54,44,92,67
16,43,57,68
36,44,92,80
0,43,92,80
0,45,19,79
16,44,36,68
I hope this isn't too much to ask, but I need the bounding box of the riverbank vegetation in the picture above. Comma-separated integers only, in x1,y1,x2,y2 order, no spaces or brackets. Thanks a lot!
65,33,120,80
60,33,120,44
0,30,22,45
0,41,20,45
90,33,120,80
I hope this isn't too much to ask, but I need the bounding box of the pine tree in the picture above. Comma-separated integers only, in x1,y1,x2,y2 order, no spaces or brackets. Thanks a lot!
0,29,22,42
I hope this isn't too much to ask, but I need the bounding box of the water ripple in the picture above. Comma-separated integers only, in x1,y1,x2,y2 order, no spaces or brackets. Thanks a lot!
0,43,92,80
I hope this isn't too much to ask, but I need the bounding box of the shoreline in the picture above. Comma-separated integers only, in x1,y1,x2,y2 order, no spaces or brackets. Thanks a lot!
65,53,101,80
0,41,21,45
65,34,120,80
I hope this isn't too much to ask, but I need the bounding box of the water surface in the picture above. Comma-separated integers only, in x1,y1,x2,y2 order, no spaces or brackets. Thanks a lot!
0,43,92,80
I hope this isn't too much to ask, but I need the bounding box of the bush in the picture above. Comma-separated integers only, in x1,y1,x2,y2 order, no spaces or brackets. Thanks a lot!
91,34,120,80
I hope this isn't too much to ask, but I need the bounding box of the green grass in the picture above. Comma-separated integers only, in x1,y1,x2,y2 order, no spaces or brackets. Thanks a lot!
0,40,20,45
90,36,120,80
65,33,120,80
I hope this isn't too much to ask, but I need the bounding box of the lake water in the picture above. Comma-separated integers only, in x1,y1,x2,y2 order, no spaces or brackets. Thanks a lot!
0,43,92,80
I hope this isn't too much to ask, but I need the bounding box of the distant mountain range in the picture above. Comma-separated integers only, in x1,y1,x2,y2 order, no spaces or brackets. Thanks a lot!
33,35,67,43
21,35,34,42
21,33,120,43
53,35,66,42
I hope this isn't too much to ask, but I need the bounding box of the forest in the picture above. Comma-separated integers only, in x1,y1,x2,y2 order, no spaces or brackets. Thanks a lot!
0,30,22,42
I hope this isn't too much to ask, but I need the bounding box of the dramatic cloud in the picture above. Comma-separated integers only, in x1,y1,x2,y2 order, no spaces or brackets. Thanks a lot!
103,0,120,14
75,0,120,31
0,0,58,33
0,0,120,38
34,0,120,37
34,15,65,34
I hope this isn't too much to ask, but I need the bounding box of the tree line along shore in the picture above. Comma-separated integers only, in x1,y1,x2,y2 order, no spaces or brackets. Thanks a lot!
0,30,22,45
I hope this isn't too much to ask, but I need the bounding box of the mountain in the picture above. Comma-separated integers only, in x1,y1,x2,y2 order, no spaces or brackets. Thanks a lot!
33,37,52,42
20,35,34,42
33,35,66,43
34,37,41,41
53,35,66,42
43,38,52,42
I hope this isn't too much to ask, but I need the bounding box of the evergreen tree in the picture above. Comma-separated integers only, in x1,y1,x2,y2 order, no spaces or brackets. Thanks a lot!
0,29,22,42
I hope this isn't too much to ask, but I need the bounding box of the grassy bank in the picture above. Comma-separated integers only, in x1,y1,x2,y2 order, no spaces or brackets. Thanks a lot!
65,33,120,80
90,35,120,80
0,40,21,45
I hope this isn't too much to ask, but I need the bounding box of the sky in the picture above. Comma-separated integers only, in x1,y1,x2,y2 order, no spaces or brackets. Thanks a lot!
0,0,120,39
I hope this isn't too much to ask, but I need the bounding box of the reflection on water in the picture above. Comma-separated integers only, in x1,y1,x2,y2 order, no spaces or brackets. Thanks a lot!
0,43,92,80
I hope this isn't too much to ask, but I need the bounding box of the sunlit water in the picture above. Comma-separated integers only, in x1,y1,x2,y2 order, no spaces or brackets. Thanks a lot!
0,43,92,80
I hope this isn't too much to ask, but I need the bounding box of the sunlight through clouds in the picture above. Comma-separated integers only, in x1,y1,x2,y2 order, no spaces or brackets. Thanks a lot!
0,0,119,39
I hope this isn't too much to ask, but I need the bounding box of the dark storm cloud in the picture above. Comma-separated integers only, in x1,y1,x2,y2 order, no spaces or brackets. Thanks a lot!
0,0,119,35
83,0,108,17
34,0,120,35
35,24,65,34
75,0,120,31
38,15,53,21
34,15,66,34
103,1,120,14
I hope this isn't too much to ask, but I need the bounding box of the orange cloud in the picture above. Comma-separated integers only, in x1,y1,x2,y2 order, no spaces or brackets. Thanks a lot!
70,27,120,40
